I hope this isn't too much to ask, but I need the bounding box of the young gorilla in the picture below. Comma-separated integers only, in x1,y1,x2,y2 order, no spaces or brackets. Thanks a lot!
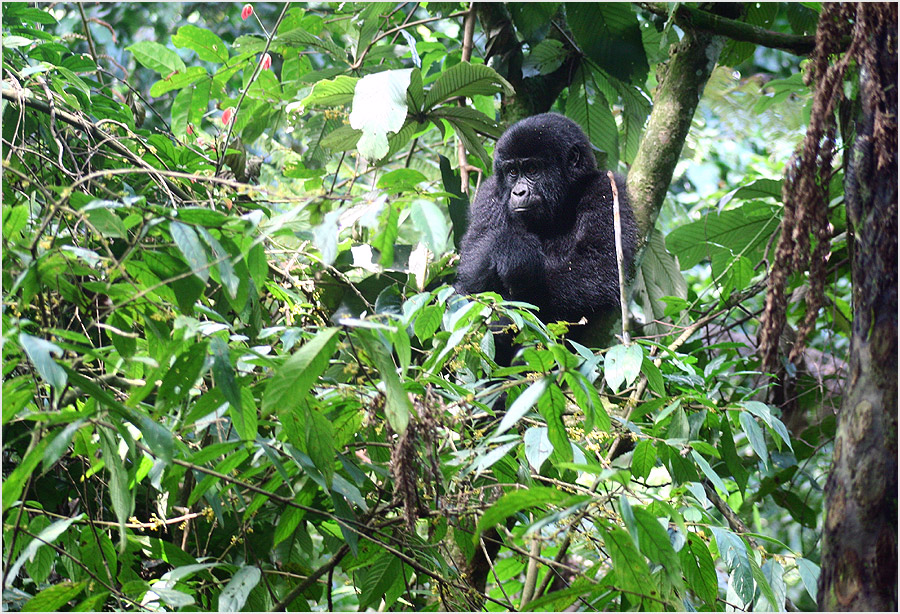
455,112,638,356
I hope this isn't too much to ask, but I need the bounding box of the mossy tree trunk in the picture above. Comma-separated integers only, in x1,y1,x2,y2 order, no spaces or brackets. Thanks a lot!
817,5,898,610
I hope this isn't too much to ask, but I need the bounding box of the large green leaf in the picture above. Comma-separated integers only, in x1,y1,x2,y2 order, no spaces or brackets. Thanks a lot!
170,221,209,282
423,62,513,110
262,327,340,416
604,343,643,393
566,3,648,84
632,229,688,336
277,27,345,60
23,581,87,612
494,377,549,437
149,66,207,97
127,41,186,75
354,328,412,434
680,532,718,605
429,105,502,137
599,522,653,597
172,24,229,63
218,565,260,613
476,486,590,538
665,201,781,270
19,332,66,390
299,75,358,108
567,66,618,166
631,507,684,592
409,199,449,255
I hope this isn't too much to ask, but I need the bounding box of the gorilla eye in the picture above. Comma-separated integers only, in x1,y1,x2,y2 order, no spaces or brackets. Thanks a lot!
524,162,537,176
508,168,518,178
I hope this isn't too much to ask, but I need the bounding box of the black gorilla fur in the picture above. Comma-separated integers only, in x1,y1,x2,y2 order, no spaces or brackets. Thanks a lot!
455,112,638,340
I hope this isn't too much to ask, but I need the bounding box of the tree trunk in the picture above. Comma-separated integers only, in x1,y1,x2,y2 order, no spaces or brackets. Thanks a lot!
817,5,898,610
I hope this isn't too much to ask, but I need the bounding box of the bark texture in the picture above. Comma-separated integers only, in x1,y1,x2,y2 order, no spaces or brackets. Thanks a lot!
817,4,898,611
627,5,736,247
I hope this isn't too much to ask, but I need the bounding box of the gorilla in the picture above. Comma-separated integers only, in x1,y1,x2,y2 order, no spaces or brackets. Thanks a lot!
455,112,638,351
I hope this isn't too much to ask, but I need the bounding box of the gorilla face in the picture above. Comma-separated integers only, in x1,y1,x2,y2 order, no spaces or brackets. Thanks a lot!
494,113,595,228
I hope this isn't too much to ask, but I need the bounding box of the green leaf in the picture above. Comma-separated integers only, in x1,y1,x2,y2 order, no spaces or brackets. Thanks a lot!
641,356,665,396
567,66,618,166
691,450,729,496
170,221,209,282
632,507,683,592
354,328,412,434
666,201,780,270
172,24,229,63
429,105,502,137
604,343,643,393
320,124,362,152
157,344,208,411
413,304,442,342
631,440,656,480
796,558,820,602
23,581,87,612
476,486,589,539
680,532,718,605
358,553,403,610
150,587,195,608
566,3,648,83
755,559,786,612
739,411,769,467
43,420,86,473
149,66,208,97
424,62,514,110
127,41,186,75
299,75,358,108
262,328,340,416
376,168,427,191
218,565,260,613
82,206,126,239
711,527,754,604
600,523,653,595
306,409,335,486
7,517,79,587
631,229,688,337
188,447,249,506
210,337,242,416
196,227,239,299
409,199,449,255
273,506,305,548
98,427,133,552
538,383,572,463
523,38,568,76
720,417,749,493
350,69,412,161
19,332,67,390
277,26,345,60
494,377,549,437
741,400,792,451
524,426,554,472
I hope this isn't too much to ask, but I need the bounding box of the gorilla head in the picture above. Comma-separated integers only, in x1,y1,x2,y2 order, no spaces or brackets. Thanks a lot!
455,110,637,340
493,113,596,228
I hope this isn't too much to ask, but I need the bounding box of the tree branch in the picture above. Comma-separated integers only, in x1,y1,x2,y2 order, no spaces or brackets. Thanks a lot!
643,3,819,56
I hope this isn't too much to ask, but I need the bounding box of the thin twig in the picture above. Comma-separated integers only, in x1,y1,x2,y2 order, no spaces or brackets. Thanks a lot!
608,171,630,345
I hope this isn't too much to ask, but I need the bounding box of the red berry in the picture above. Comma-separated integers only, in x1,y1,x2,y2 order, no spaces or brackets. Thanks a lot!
261,53,272,70
241,4,253,20
222,107,234,126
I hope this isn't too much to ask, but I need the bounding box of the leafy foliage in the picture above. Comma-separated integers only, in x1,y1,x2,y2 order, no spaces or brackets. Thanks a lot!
2,3,845,612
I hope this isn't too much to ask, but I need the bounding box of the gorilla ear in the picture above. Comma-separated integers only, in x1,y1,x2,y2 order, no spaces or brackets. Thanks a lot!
568,145,581,168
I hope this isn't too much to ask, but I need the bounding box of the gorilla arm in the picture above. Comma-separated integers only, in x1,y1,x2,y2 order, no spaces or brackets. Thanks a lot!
539,173,635,324
455,177,548,302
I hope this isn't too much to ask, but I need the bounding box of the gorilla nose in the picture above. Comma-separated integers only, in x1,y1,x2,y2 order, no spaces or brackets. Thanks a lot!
512,187,526,197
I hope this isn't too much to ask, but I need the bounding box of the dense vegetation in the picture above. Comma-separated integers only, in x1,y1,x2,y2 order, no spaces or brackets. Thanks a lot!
2,3,895,612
